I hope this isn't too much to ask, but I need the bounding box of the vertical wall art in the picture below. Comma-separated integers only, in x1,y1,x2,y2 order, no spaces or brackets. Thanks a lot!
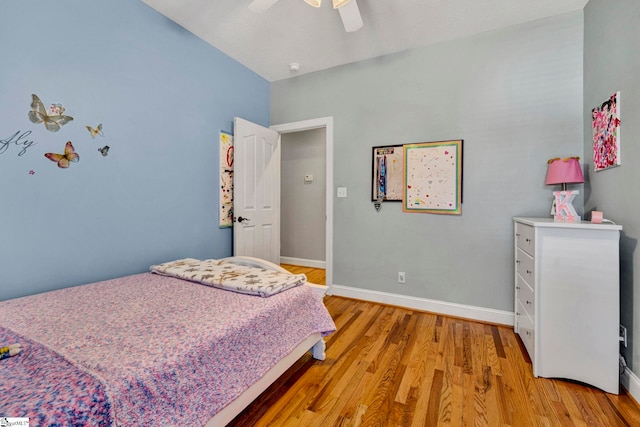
371,144,403,201
592,92,621,172
403,140,463,215
219,131,234,227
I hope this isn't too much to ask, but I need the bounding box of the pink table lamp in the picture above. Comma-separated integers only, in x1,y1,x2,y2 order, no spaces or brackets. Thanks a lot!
545,157,584,221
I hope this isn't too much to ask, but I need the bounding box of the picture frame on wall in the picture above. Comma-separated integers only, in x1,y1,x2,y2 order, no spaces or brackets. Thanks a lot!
403,139,463,215
592,91,621,172
371,144,404,201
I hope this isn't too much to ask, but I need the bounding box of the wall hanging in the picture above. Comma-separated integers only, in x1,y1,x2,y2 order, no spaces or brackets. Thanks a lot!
219,130,234,227
371,144,403,202
402,139,463,215
592,92,620,172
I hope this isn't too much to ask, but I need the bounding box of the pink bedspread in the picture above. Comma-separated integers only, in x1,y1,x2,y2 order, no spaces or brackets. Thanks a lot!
0,273,336,425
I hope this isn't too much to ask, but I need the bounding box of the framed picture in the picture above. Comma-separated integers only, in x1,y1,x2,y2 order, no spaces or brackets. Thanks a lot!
592,92,621,172
403,140,463,215
371,144,404,201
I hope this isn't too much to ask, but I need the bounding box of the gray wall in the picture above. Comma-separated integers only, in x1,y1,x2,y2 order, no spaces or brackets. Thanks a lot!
281,129,326,263
272,12,584,311
584,0,640,374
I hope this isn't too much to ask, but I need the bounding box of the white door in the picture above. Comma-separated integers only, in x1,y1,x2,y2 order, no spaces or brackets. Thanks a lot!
233,117,281,264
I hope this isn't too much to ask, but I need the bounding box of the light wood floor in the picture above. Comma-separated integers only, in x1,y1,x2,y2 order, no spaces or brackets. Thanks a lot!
281,263,325,285
230,283,640,426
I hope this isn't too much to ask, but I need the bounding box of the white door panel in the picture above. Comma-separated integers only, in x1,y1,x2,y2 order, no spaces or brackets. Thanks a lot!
233,117,281,264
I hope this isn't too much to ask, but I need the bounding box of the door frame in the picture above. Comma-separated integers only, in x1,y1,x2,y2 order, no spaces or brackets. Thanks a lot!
270,117,333,289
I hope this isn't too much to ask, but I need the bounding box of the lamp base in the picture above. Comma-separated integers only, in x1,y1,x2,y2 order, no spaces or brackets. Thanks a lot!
552,190,580,222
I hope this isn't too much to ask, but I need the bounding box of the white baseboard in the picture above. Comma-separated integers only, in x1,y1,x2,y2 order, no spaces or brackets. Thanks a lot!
280,256,326,269
621,365,640,402
327,284,514,326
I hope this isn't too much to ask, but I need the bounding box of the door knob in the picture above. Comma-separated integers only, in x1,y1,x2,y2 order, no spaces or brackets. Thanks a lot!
236,216,251,223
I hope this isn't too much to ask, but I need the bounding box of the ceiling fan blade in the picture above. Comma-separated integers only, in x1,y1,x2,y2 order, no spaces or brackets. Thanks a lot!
249,0,281,13
337,0,363,32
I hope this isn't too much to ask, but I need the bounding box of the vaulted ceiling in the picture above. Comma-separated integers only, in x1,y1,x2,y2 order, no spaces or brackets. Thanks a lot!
142,0,589,82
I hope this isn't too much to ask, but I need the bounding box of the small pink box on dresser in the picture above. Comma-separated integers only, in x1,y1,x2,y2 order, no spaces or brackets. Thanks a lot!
591,210,603,224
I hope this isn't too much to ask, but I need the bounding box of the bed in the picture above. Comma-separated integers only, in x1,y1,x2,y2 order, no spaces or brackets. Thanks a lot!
0,256,335,426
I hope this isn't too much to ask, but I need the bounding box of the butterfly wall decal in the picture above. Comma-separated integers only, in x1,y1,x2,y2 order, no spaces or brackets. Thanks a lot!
86,123,104,138
45,141,79,168
98,145,110,156
28,94,74,132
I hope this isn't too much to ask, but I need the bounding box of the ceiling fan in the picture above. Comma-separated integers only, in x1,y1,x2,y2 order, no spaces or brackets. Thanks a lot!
248,0,364,33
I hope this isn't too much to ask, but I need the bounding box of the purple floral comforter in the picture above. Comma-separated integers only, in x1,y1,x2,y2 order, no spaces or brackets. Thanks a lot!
0,273,336,425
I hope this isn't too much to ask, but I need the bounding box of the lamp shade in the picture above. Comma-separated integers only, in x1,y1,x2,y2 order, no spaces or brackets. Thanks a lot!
545,157,584,186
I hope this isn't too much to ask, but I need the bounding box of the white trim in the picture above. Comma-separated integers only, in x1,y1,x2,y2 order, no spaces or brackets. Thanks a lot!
621,365,640,401
280,256,326,269
270,117,333,290
327,284,514,326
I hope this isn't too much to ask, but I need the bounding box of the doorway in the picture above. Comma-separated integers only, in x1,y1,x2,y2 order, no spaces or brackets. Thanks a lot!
271,117,333,289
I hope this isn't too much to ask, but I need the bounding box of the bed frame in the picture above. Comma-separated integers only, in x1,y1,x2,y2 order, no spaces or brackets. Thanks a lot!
204,256,328,427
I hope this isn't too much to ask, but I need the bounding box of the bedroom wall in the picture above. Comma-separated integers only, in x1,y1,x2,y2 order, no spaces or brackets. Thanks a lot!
584,0,640,379
271,12,584,313
0,0,269,300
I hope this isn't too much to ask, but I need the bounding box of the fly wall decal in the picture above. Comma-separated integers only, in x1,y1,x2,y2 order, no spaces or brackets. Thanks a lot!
0,94,110,176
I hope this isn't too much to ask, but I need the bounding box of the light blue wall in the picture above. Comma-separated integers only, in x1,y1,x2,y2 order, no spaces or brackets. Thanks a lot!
0,0,269,300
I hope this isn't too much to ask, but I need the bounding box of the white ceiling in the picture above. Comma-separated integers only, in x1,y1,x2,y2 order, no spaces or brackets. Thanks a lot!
142,0,588,82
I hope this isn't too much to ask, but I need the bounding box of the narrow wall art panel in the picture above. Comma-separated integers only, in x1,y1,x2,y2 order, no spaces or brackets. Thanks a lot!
592,92,621,172
219,130,234,227
372,144,403,201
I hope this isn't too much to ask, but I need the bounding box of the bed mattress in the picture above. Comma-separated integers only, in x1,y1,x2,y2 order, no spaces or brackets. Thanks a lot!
0,272,335,425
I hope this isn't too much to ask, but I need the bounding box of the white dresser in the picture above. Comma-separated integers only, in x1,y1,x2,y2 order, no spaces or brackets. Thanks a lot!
513,217,622,394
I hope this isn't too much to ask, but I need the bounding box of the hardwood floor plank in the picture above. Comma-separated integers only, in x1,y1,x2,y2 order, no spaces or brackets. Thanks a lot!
229,295,640,427
280,263,325,285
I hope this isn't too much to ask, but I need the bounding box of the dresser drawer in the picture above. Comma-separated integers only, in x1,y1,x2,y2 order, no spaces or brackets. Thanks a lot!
515,222,535,255
516,275,535,318
516,300,535,361
516,248,535,285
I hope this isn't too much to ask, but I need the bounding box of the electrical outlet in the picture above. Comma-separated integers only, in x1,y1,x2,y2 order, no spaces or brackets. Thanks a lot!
398,272,406,283
620,325,628,348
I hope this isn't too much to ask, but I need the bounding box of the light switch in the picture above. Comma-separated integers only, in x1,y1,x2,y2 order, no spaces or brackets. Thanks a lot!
337,187,347,198
304,174,314,183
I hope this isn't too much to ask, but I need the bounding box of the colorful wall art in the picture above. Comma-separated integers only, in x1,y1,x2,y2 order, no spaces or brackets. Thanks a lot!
592,91,621,172
403,140,463,215
219,130,234,227
372,145,403,201
1,94,110,174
